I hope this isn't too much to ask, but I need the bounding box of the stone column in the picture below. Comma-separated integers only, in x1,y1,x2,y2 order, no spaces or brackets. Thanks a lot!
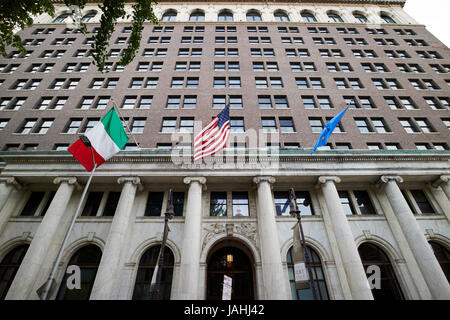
379,175,450,299
0,177,23,235
318,176,373,300
5,177,79,300
0,177,22,211
432,175,450,201
90,177,142,300
175,177,206,300
253,176,289,300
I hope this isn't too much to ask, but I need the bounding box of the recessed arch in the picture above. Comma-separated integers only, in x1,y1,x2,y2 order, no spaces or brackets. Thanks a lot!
358,242,404,300
246,10,262,22
380,12,397,24
81,11,97,23
0,243,29,299
189,9,205,22
353,11,369,23
205,237,256,300
301,10,317,23
55,244,102,300
428,240,450,282
327,11,344,23
274,10,290,22
161,9,177,22
218,9,234,22
52,12,71,23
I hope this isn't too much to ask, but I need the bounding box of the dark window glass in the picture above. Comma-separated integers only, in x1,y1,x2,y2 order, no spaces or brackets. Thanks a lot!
410,190,435,214
287,246,329,300
358,243,404,300
103,192,121,216
144,192,164,216
354,191,376,215
132,245,174,300
274,191,314,216
81,192,103,216
56,245,102,300
430,242,450,282
0,245,29,299
40,192,55,216
20,192,45,216
173,192,185,216
210,192,227,217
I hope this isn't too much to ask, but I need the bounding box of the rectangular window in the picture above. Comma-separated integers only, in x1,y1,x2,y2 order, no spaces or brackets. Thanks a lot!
353,191,376,214
144,192,164,216
210,192,227,216
232,192,249,217
81,192,103,216
338,191,355,215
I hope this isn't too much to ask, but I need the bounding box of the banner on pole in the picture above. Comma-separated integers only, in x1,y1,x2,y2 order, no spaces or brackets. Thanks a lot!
293,223,310,289
222,275,232,300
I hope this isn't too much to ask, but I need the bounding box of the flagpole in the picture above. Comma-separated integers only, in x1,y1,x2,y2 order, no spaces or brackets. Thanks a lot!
110,98,141,150
151,189,174,300
289,188,318,300
38,136,97,300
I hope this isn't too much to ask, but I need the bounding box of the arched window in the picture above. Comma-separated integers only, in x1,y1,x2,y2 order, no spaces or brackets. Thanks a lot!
81,12,96,23
381,14,396,24
353,12,368,23
287,246,329,300
56,244,102,300
132,245,174,300
429,241,450,282
189,10,205,22
218,10,233,22
161,10,177,22
301,12,317,23
246,11,262,22
358,243,404,300
0,244,29,300
328,13,344,23
52,13,70,23
274,11,290,22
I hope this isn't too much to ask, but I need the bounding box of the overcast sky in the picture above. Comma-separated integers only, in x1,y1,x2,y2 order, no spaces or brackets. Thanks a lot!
403,0,450,48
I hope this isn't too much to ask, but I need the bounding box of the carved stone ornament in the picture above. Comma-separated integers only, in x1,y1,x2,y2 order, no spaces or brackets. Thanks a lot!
252,176,275,185
53,177,81,190
183,177,207,185
317,176,342,185
379,175,404,184
431,175,450,188
117,176,143,191
0,177,23,190
202,222,258,250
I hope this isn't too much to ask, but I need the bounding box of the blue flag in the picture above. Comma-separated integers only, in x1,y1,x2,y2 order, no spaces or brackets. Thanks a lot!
310,107,349,154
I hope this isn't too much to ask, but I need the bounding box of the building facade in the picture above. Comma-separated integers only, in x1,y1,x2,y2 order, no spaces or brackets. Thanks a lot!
0,0,449,300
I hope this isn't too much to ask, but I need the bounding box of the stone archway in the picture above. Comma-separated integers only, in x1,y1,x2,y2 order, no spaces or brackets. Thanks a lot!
206,238,255,300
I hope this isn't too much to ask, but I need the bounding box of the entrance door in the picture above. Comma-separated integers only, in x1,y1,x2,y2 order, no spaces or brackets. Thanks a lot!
207,246,254,300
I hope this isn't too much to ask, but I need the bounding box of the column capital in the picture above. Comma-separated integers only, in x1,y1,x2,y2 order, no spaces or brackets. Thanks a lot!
0,177,23,190
183,177,207,185
117,176,143,190
379,175,404,184
317,176,341,185
431,175,450,188
252,176,275,185
53,177,81,190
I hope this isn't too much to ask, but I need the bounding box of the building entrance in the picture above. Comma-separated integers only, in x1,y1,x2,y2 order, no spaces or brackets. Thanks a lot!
206,245,254,300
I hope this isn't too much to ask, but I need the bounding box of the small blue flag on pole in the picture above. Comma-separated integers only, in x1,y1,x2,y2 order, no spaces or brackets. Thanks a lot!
310,106,349,154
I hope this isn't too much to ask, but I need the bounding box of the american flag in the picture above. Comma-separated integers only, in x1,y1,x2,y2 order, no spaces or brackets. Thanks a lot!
194,104,230,161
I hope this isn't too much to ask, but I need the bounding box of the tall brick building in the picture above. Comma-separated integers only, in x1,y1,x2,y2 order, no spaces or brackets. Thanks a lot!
0,0,449,300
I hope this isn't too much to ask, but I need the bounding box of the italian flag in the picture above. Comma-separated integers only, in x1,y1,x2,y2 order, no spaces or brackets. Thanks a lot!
68,108,129,171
